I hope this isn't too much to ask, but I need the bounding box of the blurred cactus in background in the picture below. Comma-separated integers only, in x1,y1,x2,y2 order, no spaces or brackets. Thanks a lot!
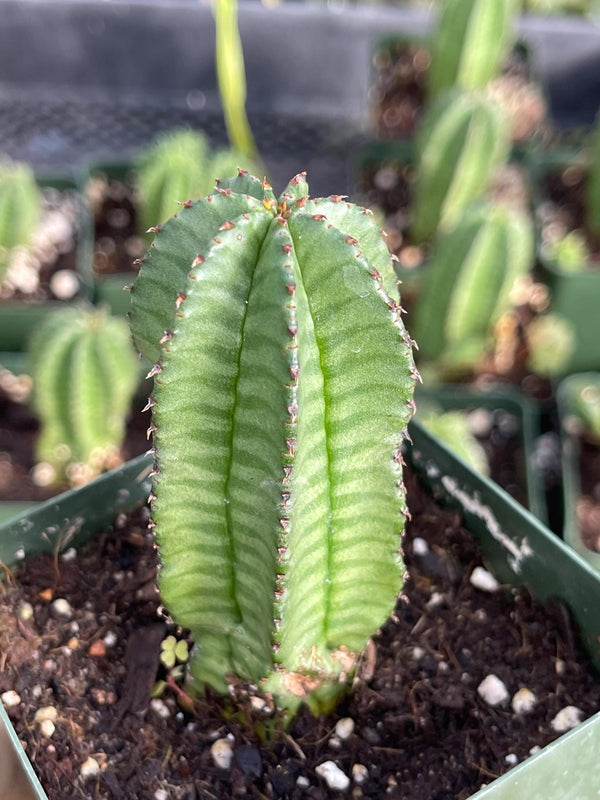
0,160,41,282
428,0,517,99
136,128,259,234
411,91,510,243
525,313,575,377
418,408,490,475
570,381,600,442
29,306,139,487
413,202,534,376
585,114,600,241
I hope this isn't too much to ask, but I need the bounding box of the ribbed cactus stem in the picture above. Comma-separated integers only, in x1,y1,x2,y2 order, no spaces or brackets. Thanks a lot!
428,0,517,98
413,202,534,375
0,160,41,281
411,91,510,244
29,306,139,485
129,171,417,713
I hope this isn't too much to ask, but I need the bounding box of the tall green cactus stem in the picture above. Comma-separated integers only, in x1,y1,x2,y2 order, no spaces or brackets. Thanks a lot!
136,128,258,235
411,91,510,244
129,172,417,713
0,160,41,281
29,306,139,485
585,114,600,241
413,203,534,375
428,0,517,98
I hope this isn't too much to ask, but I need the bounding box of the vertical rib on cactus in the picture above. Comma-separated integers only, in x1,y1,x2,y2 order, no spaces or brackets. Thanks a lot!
29,306,139,485
0,160,41,281
129,174,416,712
413,202,533,375
411,91,509,244
428,0,517,98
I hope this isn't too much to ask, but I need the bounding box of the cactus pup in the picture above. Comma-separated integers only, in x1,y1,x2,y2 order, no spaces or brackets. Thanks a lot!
29,306,139,486
129,171,417,713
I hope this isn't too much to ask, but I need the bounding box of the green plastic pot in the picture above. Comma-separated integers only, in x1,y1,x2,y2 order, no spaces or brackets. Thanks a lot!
557,372,600,573
415,383,547,523
0,173,94,352
1,423,600,798
527,148,600,374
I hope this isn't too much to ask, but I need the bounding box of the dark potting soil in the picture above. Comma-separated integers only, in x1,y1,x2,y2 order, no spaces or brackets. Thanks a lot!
576,434,600,552
0,389,151,503
1,469,599,800
87,173,146,279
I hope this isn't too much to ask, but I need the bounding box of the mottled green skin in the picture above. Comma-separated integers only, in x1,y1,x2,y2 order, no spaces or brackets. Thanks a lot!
0,161,41,280
411,91,510,244
413,203,534,375
136,128,258,235
129,172,417,712
29,307,139,482
428,0,517,98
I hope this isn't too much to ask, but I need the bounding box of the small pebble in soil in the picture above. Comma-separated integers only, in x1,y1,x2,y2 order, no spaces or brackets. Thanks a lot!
296,776,311,789
50,598,73,619
154,790,169,800
34,706,57,725
38,719,55,738
352,764,369,785
469,566,500,593
210,736,234,769
511,687,537,714
89,640,106,657
412,536,429,555
335,717,355,741
315,760,351,792
150,699,171,719
17,602,33,621
104,630,118,648
551,705,584,732
60,547,77,562
504,753,518,766
1,690,20,707
477,674,510,706
80,756,101,779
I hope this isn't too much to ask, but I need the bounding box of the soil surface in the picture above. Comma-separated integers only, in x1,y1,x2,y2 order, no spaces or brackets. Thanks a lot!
87,173,146,279
1,469,599,800
0,388,150,503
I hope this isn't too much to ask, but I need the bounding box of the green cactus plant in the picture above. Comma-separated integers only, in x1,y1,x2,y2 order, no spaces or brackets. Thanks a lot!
413,202,534,375
428,0,518,99
129,171,417,713
0,160,41,281
411,91,510,243
136,128,258,235
525,313,575,377
570,381,600,442
29,306,139,486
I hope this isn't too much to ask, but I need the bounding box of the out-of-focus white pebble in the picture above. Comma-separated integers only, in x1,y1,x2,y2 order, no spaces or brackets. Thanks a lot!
335,717,355,741
50,598,73,619
315,761,350,792
150,699,171,719
469,566,500,593
103,631,118,648
1,690,21,707
504,753,518,766
555,658,566,676
477,675,509,707
426,592,445,609
529,745,541,756
34,706,58,724
210,737,234,770
39,720,55,739
80,757,101,779
154,790,169,800
60,547,77,562
352,764,369,785
412,537,429,556
49,270,80,301
296,776,310,788
412,646,425,660
550,706,584,732
512,688,537,715
18,602,34,622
